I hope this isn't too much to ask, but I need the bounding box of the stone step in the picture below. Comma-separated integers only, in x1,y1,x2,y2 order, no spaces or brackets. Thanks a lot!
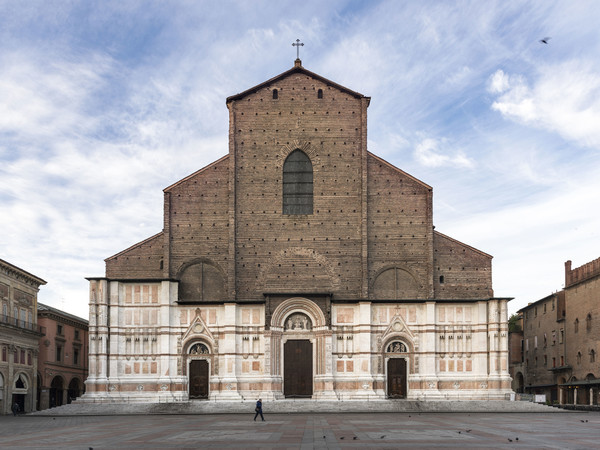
30,400,562,416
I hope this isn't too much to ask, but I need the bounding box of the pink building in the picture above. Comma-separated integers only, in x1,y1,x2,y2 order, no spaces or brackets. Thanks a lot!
37,303,88,409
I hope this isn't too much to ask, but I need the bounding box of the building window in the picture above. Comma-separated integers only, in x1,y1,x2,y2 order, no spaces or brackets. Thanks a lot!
57,324,63,335
552,298,555,310
317,88,323,99
552,357,556,368
1,346,6,361
543,333,547,347
27,351,32,365
283,149,313,215
543,355,547,366
56,345,63,362
535,307,538,317
73,348,80,366
590,349,596,363
559,329,564,344
577,352,582,365
74,330,80,341
574,318,579,333
439,275,444,284
534,336,538,348
560,355,564,366
543,303,547,313
586,313,592,332
552,330,556,345
272,89,278,99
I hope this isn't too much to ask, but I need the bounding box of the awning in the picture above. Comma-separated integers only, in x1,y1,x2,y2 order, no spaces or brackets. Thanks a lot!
559,378,600,387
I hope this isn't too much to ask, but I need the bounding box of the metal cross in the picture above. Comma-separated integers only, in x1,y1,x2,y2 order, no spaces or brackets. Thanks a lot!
292,39,304,59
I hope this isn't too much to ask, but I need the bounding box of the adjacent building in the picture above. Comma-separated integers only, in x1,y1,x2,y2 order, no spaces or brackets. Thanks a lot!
0,259,46,414
37,303,89,409
514,257,599,405
83,58,512,404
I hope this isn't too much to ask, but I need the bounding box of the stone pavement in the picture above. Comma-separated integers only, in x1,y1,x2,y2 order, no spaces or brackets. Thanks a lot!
30,399,559,416
1,411,599,449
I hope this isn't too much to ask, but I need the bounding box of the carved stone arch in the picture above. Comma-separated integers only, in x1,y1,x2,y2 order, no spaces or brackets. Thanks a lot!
382,334,415,355
276,140,320,166
270,297,327,331
371,265,424,300
182,337,214,377
176,258,227,302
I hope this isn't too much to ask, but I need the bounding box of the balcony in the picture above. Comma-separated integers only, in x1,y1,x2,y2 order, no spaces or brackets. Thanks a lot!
0,314,45,334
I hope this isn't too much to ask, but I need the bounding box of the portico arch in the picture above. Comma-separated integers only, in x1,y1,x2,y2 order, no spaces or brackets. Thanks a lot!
268,298,332,399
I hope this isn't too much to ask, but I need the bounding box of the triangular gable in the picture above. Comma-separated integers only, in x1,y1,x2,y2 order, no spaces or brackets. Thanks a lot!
226,61,369,104
368,152,432,191
434,230,492,259
163,154,229,193
181,308,216,349
382,309,415,341
105,232,164,262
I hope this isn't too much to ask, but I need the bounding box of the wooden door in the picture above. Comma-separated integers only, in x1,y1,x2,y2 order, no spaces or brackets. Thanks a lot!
189,359,209,399
284,340,313,398
387,358,407,398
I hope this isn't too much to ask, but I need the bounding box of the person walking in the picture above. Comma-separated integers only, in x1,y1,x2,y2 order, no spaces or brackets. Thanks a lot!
253,398,264,421
12,401,20,416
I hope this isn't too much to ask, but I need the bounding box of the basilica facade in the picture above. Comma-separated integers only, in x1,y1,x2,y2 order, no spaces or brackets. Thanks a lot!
83,59,512,403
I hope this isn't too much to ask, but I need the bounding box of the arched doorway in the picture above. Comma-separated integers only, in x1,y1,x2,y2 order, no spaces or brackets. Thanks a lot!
68,378,82,403
12,373,29,413
385,340,408,398
50,376,64,408
283,313,314,398
515,372,524,393
188,343,210,399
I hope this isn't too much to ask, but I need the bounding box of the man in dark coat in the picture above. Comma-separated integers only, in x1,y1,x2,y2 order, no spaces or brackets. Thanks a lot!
253,398,264,421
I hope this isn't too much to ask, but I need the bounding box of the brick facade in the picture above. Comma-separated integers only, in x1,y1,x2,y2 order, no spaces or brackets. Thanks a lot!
515,257,600,405
84,60,512,403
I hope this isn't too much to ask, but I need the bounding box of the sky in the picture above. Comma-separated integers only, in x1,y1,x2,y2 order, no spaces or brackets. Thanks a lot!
1,0,599,320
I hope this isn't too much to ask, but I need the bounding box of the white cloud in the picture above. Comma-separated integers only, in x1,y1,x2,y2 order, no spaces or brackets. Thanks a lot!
414,138,475,168
490,61,600,149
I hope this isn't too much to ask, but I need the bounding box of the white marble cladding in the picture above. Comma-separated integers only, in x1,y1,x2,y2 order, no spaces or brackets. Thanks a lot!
83,280,512,403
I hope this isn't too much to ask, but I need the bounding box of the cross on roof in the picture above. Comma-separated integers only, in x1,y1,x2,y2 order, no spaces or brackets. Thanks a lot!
292,39,304,60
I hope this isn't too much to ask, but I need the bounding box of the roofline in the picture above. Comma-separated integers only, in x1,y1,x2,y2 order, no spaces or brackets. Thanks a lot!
37,302,88,325
104,232,164,261
433,230,493,259
367,152,432,191
517,291,563,313
226,62,369,104
163,154,229,192
0,258,47,285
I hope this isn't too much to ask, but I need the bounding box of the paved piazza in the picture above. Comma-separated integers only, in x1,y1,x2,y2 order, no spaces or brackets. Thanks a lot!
1,412,598,449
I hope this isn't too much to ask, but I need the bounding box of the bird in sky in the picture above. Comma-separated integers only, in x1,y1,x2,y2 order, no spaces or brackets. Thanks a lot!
540,37,551,44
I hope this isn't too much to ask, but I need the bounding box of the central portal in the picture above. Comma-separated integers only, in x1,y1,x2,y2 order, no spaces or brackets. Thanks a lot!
284,339,313,398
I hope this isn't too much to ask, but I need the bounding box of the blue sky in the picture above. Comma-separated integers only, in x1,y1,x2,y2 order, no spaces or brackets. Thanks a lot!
1,0,599,319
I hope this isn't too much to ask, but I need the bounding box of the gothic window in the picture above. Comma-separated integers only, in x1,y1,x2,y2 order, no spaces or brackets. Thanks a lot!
178,261,226,302
577,351,582,364
586,313,592,332
590,349,596,363
574,318,579,333
317,89,323,99
189,343,209,355
1,346,6,361
283,149,313,215
386,341,408,353
273,89,278,99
